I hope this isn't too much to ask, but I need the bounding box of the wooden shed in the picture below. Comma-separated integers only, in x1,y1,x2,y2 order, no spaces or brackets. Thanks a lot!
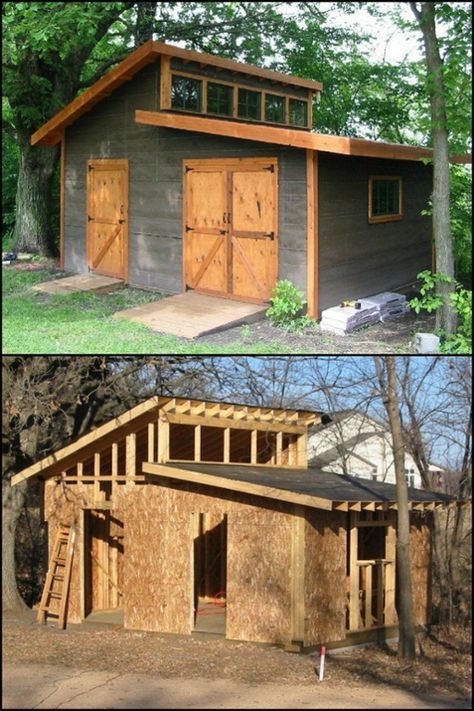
12,396,452,650
30,39,459,317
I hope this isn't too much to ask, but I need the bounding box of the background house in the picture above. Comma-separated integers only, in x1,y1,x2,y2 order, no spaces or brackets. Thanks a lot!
308,410,445,490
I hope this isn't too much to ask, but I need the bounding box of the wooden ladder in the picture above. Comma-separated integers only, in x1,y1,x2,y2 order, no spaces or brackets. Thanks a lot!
37,523,76,629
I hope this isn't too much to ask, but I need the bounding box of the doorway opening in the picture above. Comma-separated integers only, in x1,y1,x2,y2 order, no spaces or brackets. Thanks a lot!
83,509,124,622
192,513,227,635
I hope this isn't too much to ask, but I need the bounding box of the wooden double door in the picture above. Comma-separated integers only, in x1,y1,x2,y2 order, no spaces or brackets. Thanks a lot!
184,157,278,302
87,159,128,280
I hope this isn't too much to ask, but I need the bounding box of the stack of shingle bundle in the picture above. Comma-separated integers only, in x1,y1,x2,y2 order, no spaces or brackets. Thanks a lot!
319,302,379,336
358,292,409,321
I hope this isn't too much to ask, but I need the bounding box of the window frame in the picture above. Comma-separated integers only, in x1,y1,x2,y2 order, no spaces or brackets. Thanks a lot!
168,70,310,128
170,73,203,113
368,175,403,224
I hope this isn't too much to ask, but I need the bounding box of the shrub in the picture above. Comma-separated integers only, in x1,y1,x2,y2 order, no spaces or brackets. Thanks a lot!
266,279,316,333
409,270,472,353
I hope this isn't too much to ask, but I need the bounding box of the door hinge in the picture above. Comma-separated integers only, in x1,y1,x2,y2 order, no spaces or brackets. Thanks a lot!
118,219,125,224
87,215,94,222
185,225,193,232
266,231,275,240
265,164,275,172
88,164,94,172
185,166,194,173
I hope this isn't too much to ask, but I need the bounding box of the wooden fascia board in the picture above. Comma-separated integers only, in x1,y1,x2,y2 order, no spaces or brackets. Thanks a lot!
30,40,160,146
143,462,334,511
11,396,161,486
151,41,323,91
135,110,443,162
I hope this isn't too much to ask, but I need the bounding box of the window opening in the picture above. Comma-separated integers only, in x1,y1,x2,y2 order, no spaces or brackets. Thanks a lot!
289,98,308,126
171,75,202,111
207,82,233,116
265,93,286,123
368,176,402,223
201,426,224,462
238,88,262,120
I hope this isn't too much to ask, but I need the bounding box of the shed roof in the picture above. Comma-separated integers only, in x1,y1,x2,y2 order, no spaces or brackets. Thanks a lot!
144,461,454,512
30,39,322,146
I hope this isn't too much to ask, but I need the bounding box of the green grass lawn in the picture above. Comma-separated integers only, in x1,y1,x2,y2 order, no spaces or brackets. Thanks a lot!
2,268,294,354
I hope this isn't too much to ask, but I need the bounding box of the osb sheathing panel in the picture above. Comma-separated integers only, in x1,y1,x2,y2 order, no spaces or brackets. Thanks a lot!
304,508,347,645
410,513,432,625
114,480,293,644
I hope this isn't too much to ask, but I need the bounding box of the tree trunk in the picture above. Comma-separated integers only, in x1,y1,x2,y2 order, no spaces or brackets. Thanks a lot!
13,136,59,256
374,356,417,659
2,477,28,611
135,2,157,46
410,2,457,334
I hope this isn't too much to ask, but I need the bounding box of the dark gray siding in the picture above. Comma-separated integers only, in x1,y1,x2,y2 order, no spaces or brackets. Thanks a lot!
318,153,432,311
64,60,308,294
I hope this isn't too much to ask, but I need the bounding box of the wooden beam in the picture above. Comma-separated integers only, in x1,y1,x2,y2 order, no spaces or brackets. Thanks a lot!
158,416,169,463
144,462,334,511
290,505,306,644
194,425,201,463
306,149,319,319
223,428,230,464
250,430,257,464
135,110,442,162
164,411,307,434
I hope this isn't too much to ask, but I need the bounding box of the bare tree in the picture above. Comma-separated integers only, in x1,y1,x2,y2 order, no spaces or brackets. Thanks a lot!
374,356,416,659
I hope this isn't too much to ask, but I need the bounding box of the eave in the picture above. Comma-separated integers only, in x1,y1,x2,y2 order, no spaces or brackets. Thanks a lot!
136,110,464,162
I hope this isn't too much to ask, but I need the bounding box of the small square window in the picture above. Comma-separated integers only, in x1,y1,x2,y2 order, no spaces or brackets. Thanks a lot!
207,82,233,116
289,98,308,127
265,93,286,123
238,88,262,120
171,75,202,112
368,176,403,223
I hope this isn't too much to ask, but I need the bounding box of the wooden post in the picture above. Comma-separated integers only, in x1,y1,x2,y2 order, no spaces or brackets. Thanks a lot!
160,55,172,109
94,453,101,503
251,429,257,464
60,135,65,269
148,422,155,461
194,425,201,462
384,512,398,624
276,431,283,465
297,431,308,467
223,427,230,463
349,511,360,631
364,565,372,627
158,416,169,463
290,505,306,647
125,433,136,488
306,149,319,320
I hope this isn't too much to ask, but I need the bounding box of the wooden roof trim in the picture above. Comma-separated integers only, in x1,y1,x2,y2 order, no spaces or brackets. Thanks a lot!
153,40,323,91
31,40,161,146
11,396,161,486
143,462,334,511
136,110,471,163
30,40,322,147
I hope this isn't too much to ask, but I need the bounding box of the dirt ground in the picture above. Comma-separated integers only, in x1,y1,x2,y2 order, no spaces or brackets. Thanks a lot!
201,309,436,353
2,609,471,709
5,259,437,353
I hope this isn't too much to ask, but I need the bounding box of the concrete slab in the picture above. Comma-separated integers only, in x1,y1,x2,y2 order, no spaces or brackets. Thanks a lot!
32,274,124,295
113,291,267,339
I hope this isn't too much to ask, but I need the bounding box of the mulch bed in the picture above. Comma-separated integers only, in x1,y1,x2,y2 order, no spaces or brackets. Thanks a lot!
2,609,471,700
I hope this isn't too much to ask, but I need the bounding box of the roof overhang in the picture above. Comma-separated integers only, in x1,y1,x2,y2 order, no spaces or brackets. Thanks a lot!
143,462,455,512
135,110,471,163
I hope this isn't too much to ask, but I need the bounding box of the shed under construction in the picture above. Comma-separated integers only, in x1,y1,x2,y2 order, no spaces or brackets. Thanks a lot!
12,396,452,649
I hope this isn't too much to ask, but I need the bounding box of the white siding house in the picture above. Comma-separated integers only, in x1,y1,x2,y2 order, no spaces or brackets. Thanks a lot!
308,411,444,490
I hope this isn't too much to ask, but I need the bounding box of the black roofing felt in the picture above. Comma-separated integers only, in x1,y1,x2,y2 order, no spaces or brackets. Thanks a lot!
161,462,453,503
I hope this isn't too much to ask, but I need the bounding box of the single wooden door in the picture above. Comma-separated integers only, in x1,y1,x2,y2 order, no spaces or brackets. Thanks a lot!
87,159,128,280
184,158,278,302
230,163,278,301
184,167,228,294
